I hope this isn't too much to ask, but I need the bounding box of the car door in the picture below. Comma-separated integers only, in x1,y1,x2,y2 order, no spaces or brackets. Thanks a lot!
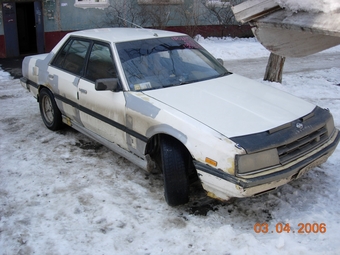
77,42,128,149
49,38,91,122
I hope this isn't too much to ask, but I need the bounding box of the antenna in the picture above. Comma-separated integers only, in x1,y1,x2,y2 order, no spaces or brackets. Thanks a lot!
118,16,144,29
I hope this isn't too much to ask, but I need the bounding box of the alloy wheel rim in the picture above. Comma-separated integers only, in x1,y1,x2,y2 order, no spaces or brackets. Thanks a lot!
42,95,54,124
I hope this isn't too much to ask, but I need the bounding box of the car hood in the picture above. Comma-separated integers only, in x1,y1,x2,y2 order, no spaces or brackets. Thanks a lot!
142,74,315,138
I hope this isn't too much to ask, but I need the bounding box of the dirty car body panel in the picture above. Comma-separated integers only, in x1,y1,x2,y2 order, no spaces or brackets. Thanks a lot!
20,28,340,205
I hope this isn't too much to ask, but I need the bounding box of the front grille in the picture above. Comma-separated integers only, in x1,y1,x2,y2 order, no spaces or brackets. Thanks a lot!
231,107,335,176
277,125,329,164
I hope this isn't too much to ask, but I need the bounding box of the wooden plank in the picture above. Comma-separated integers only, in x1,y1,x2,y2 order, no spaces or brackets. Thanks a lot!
232,0,280,23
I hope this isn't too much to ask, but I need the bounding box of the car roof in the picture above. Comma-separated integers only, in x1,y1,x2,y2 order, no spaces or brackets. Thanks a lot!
68,27,187,43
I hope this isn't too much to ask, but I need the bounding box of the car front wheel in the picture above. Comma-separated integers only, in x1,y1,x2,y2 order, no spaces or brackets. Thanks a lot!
39,88,62,131
160,136,190,206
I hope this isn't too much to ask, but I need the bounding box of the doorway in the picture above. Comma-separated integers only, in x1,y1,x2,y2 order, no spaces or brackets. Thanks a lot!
16,2,37,54
2,1,44,57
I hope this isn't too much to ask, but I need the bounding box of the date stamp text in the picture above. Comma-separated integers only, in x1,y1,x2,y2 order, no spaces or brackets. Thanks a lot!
253,223,326,234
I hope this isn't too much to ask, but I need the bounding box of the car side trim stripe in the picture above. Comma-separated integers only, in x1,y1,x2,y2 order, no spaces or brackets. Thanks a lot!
79,104,148,142
53,93,148,143
27,79,39,89
28,79,148,143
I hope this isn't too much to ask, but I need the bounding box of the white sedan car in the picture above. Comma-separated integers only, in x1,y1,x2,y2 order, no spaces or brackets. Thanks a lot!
20,28,339,206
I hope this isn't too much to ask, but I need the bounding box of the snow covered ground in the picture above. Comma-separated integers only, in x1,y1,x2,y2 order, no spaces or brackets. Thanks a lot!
1,38,340,255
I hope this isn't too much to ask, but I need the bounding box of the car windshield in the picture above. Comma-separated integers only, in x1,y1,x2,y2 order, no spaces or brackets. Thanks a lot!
116,36,230,91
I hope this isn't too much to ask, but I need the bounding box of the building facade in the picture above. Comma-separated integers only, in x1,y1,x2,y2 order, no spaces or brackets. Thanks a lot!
0,0,251,58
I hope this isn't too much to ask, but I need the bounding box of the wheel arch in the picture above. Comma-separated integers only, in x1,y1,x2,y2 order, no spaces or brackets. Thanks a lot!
146,133,189,155
145,132,198,181
37,85,51,103
144,124,188,153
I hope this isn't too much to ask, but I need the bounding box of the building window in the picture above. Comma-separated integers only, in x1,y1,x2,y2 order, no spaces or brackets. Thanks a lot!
206,0,230,7
74,0,109,8
137,0,184,5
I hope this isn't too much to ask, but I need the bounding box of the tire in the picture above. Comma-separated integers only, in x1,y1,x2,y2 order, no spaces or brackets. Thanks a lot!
160,136,190,206
39,88,63,131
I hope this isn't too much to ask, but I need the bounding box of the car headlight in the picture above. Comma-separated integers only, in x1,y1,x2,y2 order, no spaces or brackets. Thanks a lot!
235,149,280,175
326,117,335,137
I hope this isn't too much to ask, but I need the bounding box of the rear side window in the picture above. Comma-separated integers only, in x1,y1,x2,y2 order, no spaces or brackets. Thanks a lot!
51,38,90,76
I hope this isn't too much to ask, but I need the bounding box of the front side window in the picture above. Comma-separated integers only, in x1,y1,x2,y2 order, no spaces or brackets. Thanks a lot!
84,43,116,82
51,38,90,76
116,36,229,91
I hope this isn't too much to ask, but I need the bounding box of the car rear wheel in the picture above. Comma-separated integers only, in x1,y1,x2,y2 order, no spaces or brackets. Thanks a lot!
160,136,190,206
39,88,62,131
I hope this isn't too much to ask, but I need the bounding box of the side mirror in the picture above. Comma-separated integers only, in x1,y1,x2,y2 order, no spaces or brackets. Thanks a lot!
95,78,119,92
217,58,224,66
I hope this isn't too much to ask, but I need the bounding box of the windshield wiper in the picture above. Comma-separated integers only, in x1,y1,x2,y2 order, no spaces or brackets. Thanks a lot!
162,84,175,88
165,79,192,87
221,71,232,76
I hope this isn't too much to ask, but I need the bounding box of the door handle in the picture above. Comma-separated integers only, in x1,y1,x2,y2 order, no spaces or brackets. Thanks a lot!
48,74,54,79
79,89,87,94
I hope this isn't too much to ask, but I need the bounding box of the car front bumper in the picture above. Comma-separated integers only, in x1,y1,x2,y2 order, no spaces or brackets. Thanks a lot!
194,128,340,201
